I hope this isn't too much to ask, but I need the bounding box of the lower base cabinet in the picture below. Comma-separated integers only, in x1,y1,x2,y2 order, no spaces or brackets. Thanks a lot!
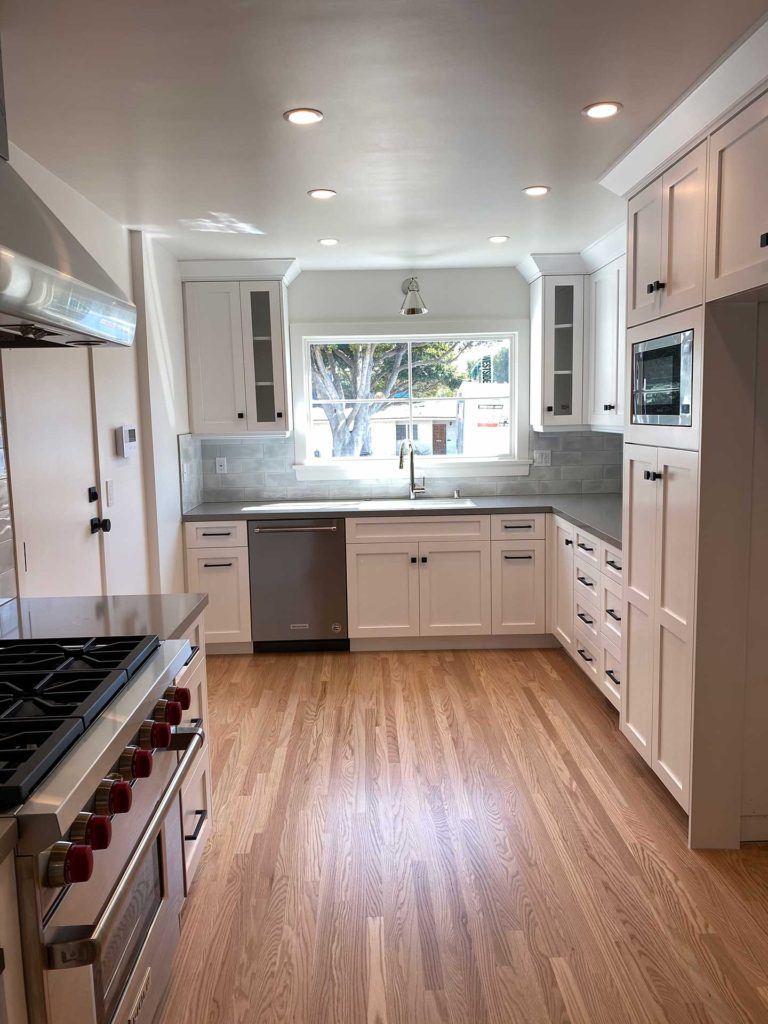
346,542,421,638
185,539,251,646
491,539,546,634
180,741,213,891
419,540,491,636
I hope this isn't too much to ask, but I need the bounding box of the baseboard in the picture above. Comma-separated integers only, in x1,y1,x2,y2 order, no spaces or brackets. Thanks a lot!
740,815,768,842
350,634,559,652
206,641,253,655
252,638,350,653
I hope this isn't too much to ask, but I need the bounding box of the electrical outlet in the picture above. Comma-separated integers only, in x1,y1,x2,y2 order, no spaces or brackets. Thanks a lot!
215,457,227,474
533,450,551,467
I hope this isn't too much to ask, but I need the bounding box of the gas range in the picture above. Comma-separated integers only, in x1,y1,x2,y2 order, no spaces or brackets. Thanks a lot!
0,636,161,810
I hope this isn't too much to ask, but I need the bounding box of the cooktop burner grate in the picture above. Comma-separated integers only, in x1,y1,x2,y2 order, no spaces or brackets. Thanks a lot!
0,635,160,810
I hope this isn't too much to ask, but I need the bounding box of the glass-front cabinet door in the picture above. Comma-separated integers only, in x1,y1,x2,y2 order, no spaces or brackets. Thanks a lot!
543,275,584,427
239,282,290,432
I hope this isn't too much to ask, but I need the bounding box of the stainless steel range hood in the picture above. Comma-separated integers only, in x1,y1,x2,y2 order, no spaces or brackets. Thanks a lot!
0,43,136,347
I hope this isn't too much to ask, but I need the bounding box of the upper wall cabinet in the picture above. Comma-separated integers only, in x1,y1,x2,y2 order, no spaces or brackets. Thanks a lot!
185,280,291,435
530,274,585,431
627,142,707,328
586,255,626,432
706,92,768,301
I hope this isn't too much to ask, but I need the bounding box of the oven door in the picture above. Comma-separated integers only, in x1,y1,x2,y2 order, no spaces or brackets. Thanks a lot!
631,329,693,426
43,731,202,1024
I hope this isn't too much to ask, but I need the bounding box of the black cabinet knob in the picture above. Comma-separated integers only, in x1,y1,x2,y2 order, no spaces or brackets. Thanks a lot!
410,556,417,564
276,412,283,419
760,232,768,248
603,404,615,411
646,283,655,295
90,517,111,534
88,486,99,503
546,405,553,412
654,280,666,291
420,556,428,564
237,412,245,419
564,538,573,546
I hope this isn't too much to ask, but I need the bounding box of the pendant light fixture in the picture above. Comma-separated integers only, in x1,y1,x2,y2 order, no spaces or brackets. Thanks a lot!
400,277,428,316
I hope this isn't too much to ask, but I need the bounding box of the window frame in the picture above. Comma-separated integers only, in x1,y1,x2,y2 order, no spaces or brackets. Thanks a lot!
290,319,531,480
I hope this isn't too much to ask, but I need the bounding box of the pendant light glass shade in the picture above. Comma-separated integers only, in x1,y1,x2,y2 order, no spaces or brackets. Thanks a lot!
400,277,428,316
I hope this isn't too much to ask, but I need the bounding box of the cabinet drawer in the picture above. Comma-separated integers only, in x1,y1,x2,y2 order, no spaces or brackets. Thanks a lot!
574,529,600,567
573,627,602,684
574,558,599,602
490,513,546,541
574,597,599,641
600,576,623,645
185,521,248,548
346,515,490,543
600,635,622,711
491,539,546,634
601,543,623,584
181,742,212,892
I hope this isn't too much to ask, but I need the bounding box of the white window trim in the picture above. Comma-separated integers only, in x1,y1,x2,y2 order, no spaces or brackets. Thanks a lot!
289,318,531,480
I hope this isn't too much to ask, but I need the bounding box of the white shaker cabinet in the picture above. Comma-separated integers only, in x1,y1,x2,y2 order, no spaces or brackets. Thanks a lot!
419,541,491,636
185,524,252,645
706,91,768,300
621,443,699,810
530,275,585,430
627,178,663,328
586,256,626,431
346,542,420,639
491,540,546,634
549,516,575,653
185,280,290,435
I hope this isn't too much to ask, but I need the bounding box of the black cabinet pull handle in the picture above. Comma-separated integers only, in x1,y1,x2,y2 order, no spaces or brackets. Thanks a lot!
606,608,622,623
201,531,232,537
185,808,208,842
603,404,615,411
761,232,768,248
644,470,662,481
504,554,533,560
410,556,417,564
203,561,233,567
421,556,428,564
653,280,666,291
504,524,532,530
605,669,621,687
577,648,593,664
577,612,594,625
651,472,662,481
577,575,594,587
577,542,594,552
606,558,622,571
564,538,573,546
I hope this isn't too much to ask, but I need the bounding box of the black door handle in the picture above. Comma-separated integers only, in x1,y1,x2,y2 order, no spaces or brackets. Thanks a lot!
88,486,99,503
653,280,666,291
760,232,768,248
90,517,111,534
603,404,615,411
203,561,233,567
185,808,208,842
504,554,533,560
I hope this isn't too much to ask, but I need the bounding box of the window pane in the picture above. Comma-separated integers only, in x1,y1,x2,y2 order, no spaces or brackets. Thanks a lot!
411,397,511,456
310,402,410,459
310,342,408,401
411,338,510,398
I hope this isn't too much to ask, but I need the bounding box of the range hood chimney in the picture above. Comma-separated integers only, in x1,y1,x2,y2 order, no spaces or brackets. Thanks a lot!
0,40,136,347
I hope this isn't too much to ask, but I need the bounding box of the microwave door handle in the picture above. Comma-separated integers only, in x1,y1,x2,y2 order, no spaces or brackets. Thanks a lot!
45,728,204,970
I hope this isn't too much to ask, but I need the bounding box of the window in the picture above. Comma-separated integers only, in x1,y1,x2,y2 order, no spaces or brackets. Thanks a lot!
292,326,530,479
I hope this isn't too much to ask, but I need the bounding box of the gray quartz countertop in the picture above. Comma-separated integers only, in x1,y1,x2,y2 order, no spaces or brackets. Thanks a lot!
184,493,622,548
0,593,208,642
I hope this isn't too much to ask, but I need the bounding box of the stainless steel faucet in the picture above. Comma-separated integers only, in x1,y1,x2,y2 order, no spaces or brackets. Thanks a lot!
398,440,426,500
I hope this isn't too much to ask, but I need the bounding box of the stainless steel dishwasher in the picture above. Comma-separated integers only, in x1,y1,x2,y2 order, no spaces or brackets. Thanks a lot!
248,518,348,650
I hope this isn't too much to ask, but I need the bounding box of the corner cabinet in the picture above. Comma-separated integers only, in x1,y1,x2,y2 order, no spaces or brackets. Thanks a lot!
185,280,291,435
530,275,585,430
586,256,626,431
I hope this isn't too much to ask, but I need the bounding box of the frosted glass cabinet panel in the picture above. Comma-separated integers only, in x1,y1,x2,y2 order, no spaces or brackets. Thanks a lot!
240,282,289,431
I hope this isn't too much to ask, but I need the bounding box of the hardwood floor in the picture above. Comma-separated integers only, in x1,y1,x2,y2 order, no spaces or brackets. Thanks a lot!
159,649,768,1024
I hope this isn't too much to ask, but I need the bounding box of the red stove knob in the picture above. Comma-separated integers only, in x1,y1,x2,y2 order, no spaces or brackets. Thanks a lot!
94,778,132,816
138,719,172,750
70,812,112,850
164,685,191,710
118,746,153,781
153,698,182,726
47,841,94,887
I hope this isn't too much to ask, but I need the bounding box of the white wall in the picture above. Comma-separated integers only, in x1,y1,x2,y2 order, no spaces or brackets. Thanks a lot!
131,232,189,593
288,267,529,323
7,144,151,594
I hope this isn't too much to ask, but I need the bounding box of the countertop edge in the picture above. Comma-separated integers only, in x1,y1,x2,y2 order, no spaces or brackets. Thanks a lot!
167,592,209,638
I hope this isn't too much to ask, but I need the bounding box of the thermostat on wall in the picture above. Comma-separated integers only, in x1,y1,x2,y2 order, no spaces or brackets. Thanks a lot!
115,424,138,458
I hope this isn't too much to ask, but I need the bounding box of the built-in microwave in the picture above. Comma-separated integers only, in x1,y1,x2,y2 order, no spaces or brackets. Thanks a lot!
631,328,693,427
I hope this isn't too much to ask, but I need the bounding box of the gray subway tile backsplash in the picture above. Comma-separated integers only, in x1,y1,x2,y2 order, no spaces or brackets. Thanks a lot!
181,428,622,508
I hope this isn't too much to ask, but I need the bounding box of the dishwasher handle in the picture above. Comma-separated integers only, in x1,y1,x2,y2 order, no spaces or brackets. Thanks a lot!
251,525,338,534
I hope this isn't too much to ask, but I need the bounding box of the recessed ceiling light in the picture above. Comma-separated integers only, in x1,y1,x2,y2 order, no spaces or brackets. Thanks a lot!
582,101,622,120
488,235,510,244
283,108,324,125
522,185,550,197
307,188,337,200
318,238,339,246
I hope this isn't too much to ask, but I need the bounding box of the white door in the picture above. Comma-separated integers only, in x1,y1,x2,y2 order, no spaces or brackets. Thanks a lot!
587,256,625,430
185,281,247,434
549,517,575,652
240,282,289,432
543,276,585,426
650,447,699,810
186,547,251,644
659,142,707,317
3,349,104,597
346,542,420,638
706,91,768,300
627,178,662,327
418,541,491,636
491,540,545,634
620,444,657,760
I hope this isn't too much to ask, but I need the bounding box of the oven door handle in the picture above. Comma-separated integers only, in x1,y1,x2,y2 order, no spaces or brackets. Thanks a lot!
45,728,204,971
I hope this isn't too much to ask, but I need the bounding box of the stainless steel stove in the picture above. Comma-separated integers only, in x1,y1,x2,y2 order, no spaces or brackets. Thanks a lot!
0,634,204,1024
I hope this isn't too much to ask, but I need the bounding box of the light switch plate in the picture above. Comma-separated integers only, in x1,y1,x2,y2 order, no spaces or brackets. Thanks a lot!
215,457,227,474
533,450,551,466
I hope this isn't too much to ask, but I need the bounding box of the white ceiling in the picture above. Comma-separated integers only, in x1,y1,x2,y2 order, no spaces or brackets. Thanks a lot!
1,1,766,270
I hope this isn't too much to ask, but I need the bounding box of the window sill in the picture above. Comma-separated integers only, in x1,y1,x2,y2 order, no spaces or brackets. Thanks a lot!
293,459,532,481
